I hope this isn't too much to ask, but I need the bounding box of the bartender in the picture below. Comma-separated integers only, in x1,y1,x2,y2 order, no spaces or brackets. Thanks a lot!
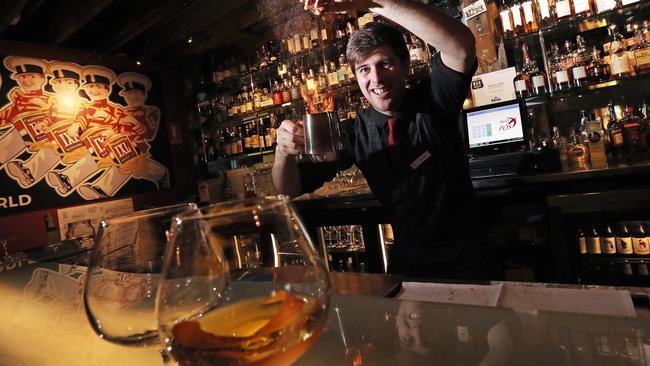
272,0,489,279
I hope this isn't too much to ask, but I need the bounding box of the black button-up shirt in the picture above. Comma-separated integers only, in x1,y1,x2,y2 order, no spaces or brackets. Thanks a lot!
299,53,479,276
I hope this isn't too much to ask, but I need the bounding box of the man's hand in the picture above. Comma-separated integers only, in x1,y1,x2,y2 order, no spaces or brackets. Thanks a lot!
275,119,305,157
299,0,379,15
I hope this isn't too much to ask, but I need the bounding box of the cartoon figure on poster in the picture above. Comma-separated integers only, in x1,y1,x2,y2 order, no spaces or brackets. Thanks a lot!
5,62,87,188
0,57,51,170
0,57,169,201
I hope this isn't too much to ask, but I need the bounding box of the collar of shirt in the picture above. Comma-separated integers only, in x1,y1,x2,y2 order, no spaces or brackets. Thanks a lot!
366,88,417,130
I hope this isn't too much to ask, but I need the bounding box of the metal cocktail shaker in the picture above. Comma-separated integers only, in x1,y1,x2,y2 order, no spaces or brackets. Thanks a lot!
303,112,344,162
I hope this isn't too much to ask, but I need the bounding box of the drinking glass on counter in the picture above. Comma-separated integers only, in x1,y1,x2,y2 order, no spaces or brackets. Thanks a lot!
83,202,199,346
157,195,330,366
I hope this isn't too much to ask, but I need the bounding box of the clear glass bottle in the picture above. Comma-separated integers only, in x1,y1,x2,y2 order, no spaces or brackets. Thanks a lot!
555,40,575,90
572,35,590,86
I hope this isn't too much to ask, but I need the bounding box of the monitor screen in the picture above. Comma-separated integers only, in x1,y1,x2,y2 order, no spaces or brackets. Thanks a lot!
465,102,525,149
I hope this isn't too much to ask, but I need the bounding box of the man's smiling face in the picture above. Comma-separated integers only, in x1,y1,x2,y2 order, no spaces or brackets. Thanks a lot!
353,46,407,116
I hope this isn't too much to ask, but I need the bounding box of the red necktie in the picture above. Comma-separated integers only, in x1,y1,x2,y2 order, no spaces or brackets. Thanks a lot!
387,117,400,165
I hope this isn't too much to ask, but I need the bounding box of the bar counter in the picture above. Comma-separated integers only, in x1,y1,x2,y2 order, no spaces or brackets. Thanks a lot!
1,259,649,366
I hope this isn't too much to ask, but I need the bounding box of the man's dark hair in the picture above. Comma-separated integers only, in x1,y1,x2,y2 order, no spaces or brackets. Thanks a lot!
346,22,409,73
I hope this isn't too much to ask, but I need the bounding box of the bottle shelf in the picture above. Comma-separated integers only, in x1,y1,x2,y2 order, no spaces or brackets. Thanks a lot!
523,70,650,104
504,0,650,42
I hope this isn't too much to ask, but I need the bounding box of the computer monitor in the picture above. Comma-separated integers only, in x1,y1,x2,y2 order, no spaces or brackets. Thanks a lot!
462,100,528,156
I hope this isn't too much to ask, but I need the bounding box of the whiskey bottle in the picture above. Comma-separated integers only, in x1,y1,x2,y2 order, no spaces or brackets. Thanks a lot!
572,0,594,17
555,0,574,21
310,22,320,49
602,224,617,255
327,61,339,87
587,225,602,255
567,133,590,170
594,0,617,13
620,105,642,159
630,28,650,74
607,26,634,79
499,0,515,37
607,101,625,161
617,223,634,255
588,47,610,83
587,115,608,168
633,222,650,256
529,58,548,96
510,0,525,35
572,35,589,87
555,40,574,90
521,0,540,32
578,227,588,255
293,32,302,53
513,43,532,98
537,0,556,28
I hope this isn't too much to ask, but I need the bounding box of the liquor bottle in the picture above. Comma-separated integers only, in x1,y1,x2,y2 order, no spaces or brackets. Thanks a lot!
587,225,602,255
617,223,634,255
632,222,650,256
572,0,594,17
345,11,357,36
510,0,525,34
555,0,574,21
602,224,617,255
287,36,296,55
317,66,328,92
290,75,301,100
528,56,548,96
607,101,625,161
555,41,574,90
552,126,570,170
567,133,590,170
572,35,590,87
639,100,650,151
513,43,532,98
630,28,650,74
577,109,590,142
621,105,642,160
293,32,302,53
268,40,279,64
607,26,634,79
335,13,347,39
587,115,608,168
310,22,320,49
537,0,556,28
521,0,540,32
327,61,339,87
499,0,515,37
339,54,354,81
588,47,610,83
578,227,588,255
272,80,283,105
594,0,617,13
302,31,311,51
281,78,292,104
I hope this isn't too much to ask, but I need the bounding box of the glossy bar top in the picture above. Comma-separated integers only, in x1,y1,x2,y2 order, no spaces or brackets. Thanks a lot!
0,261,649,365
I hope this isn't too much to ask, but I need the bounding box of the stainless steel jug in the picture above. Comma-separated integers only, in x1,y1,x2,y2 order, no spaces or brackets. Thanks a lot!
303,112,344,162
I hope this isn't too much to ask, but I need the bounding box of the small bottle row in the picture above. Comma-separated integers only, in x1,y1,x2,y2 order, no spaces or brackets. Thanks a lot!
577,221,649,256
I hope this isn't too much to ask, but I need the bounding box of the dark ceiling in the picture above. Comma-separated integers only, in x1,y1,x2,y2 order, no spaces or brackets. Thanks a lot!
0,0,313,59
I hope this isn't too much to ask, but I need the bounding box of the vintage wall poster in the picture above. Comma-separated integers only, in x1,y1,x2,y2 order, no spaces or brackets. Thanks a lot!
0,56,171,215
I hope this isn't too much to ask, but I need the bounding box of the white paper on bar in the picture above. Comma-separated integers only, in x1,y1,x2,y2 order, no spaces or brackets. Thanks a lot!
397,281,637,317
498,282,636,317
397,282,503,307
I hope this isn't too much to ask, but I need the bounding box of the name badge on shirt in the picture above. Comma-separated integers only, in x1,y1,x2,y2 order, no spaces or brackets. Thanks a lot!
410,151,431,170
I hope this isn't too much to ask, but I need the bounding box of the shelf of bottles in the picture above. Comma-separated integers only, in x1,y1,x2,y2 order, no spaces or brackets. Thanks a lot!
576,220,650,286
318,223,394,273
195,12,432,169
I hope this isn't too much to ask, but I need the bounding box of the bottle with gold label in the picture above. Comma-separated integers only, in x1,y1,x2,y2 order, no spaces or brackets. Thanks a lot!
587,226,602,255
617,223,634,255
578,227,588,255
630,28,650,74
633,222,650,256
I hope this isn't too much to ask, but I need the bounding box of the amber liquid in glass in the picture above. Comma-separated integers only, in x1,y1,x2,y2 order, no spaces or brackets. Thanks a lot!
169,291,326,366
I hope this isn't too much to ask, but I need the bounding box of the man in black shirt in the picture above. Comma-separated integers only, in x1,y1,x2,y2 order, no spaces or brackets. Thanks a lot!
273,0,486,278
